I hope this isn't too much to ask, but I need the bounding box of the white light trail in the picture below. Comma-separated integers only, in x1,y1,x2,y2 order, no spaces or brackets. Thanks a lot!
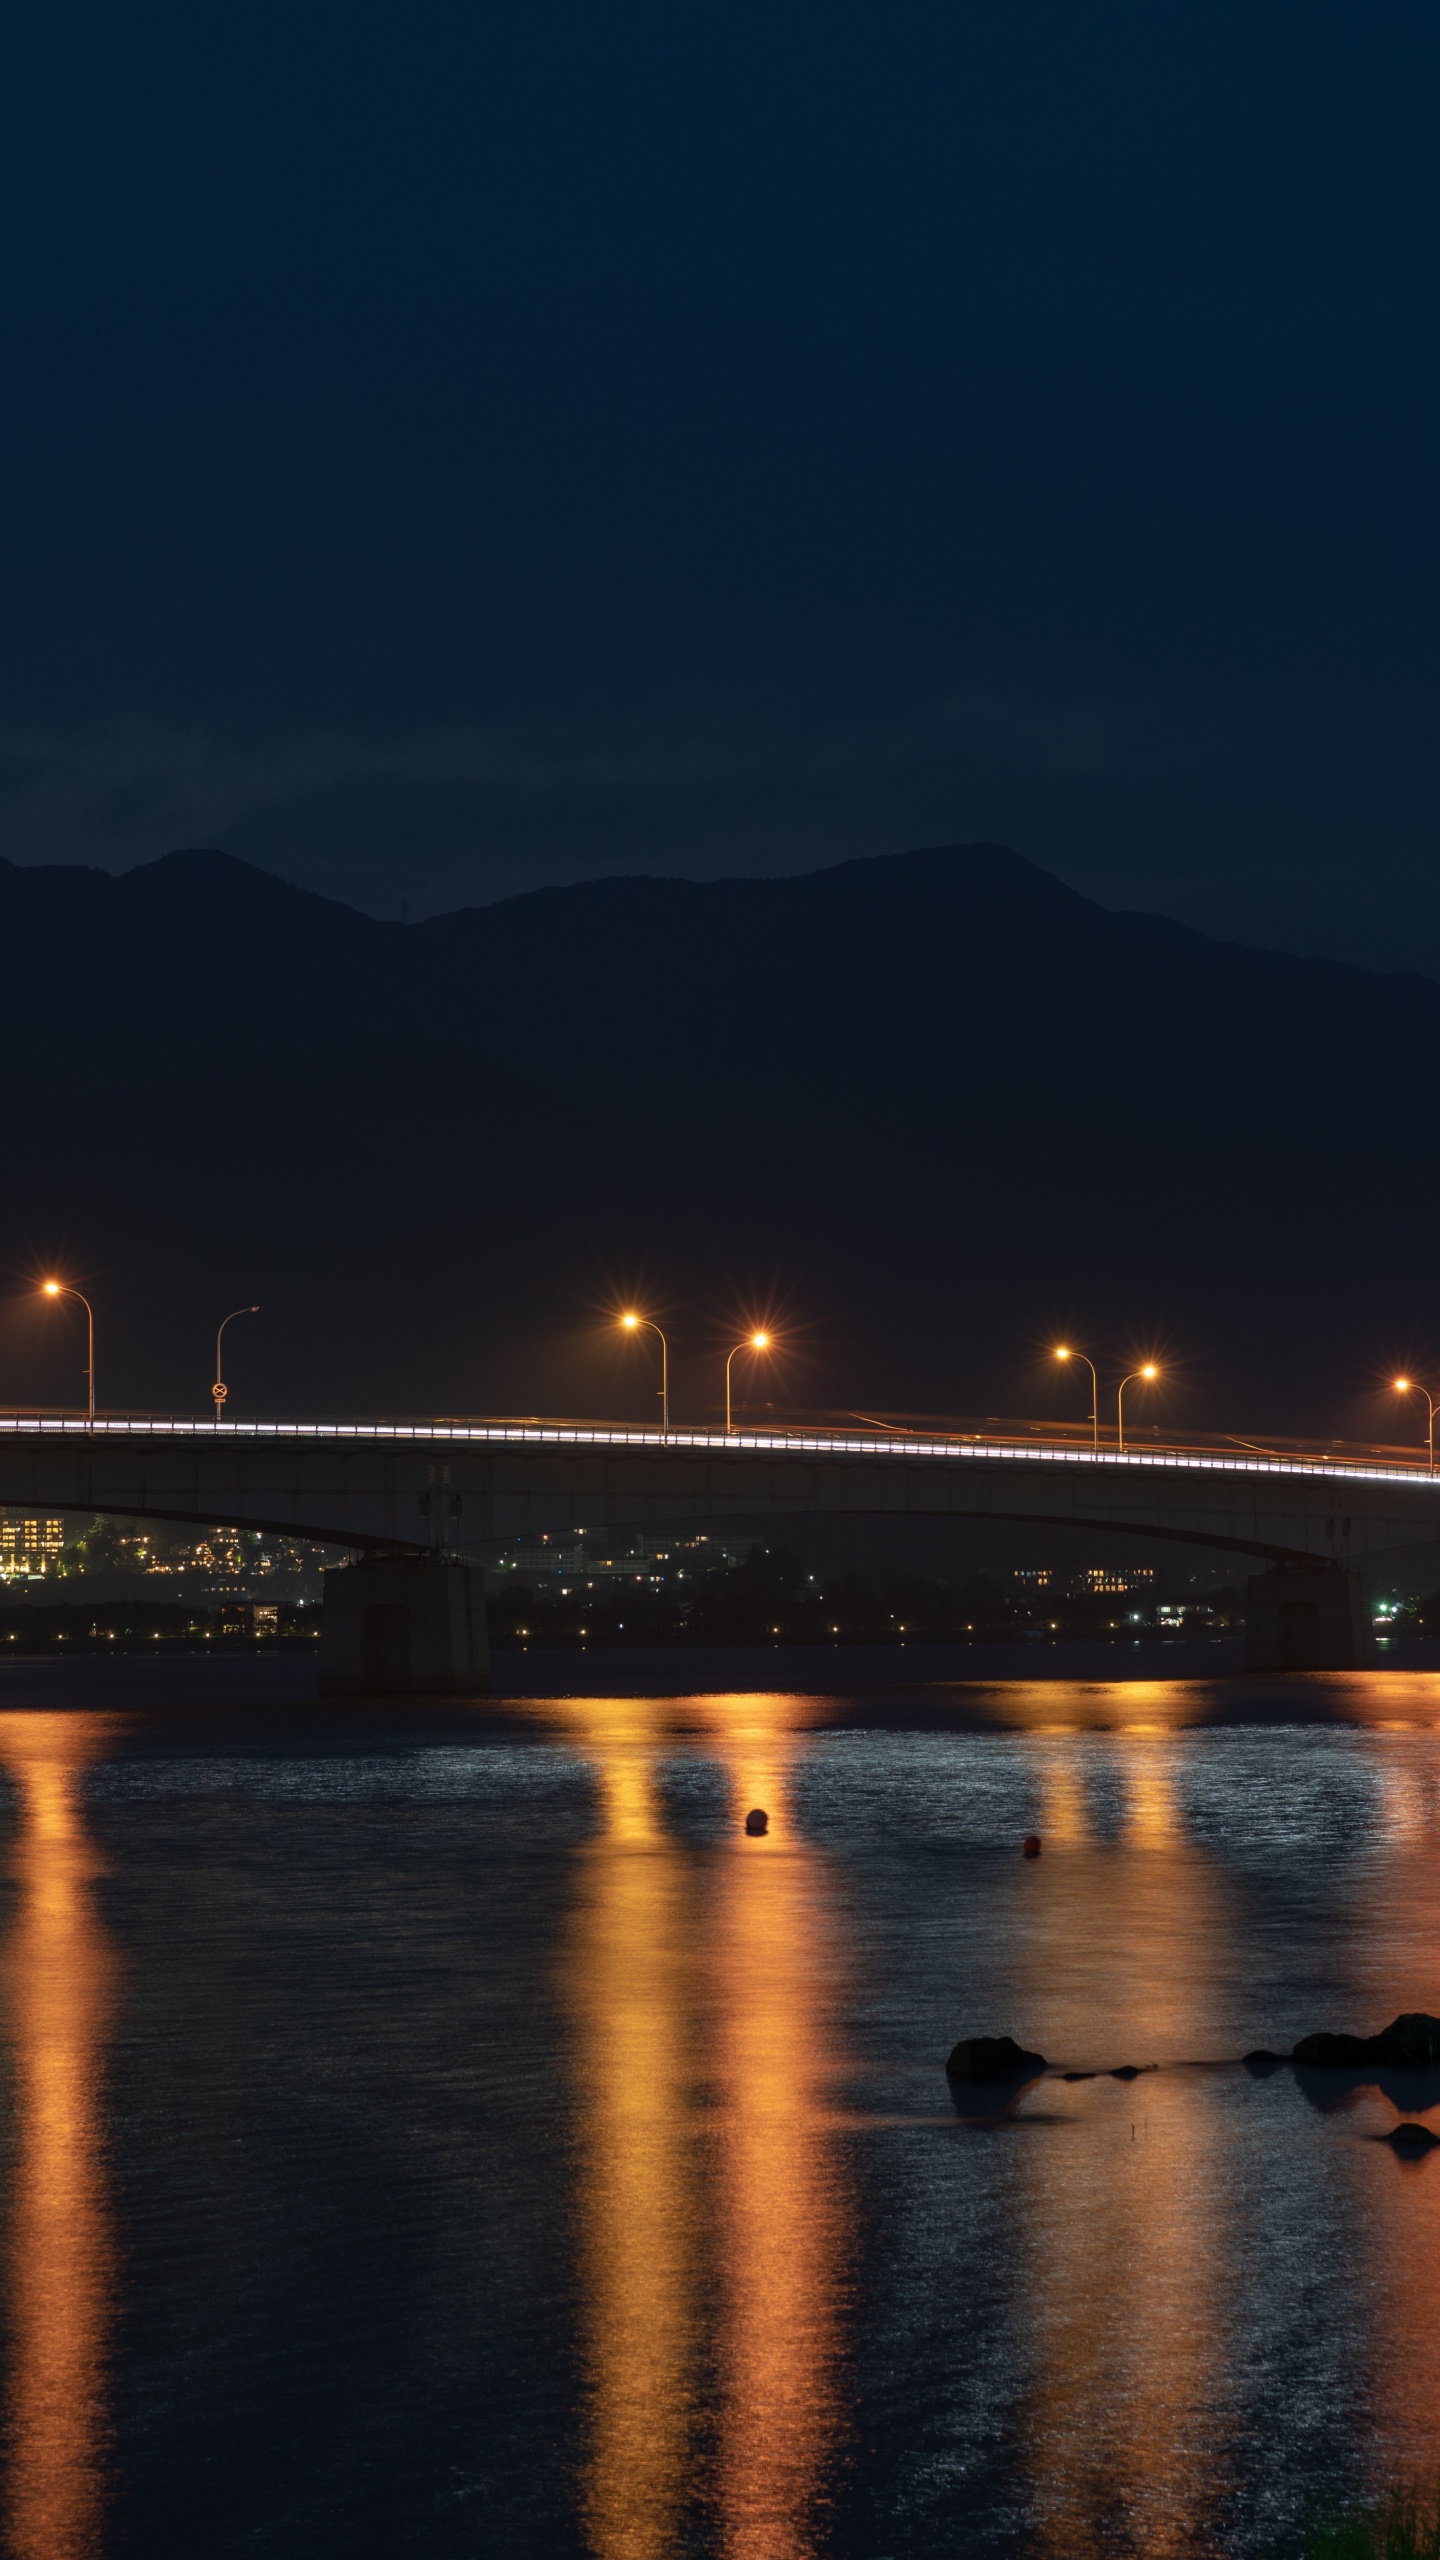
0,1414,1432,1491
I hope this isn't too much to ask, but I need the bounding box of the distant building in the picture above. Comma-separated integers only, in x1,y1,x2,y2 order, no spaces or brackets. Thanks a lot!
0,1517,65,1580
1074,1566,1157,1596
1002,1563,1158,1595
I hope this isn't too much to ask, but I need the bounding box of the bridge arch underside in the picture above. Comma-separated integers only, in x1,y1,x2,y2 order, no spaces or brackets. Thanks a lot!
0,1439,1437,1570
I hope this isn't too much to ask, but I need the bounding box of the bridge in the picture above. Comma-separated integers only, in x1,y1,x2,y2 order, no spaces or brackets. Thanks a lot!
1,1411,1436,1686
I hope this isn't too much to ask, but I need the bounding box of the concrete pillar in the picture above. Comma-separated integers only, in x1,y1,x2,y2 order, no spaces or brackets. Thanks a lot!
1243,1562,1376,1673
319,1556,491,1696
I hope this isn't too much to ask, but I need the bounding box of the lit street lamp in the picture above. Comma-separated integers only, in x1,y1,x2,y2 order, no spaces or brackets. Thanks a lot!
1116,1363,1160,1453
1392,1377,1437,1472
214,1305,260,1426
620,1312,668,1438
725,1331,772,1434
1052,1344,1099,1449
40,1279,95,1426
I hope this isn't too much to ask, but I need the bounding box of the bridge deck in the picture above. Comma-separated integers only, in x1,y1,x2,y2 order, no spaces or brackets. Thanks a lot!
0,1415,1433,1568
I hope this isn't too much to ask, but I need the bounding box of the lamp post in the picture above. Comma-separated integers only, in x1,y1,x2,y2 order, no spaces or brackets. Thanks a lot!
214,1305,260,1427
1116,1363,1159,1453
40,1280,95,1426
725,1331,772,1435
1052,1345,1099,1450
620,1312,668,1438
1392,1378,1436,1472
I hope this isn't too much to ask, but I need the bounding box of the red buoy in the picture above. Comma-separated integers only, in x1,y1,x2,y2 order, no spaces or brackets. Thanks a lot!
745,1808,769,1836
1022,1834,1042,1858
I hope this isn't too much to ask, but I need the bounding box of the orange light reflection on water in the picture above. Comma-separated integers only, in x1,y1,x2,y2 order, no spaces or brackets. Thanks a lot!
538,1669,1440,2554
0,1715,117,2560
1031,1728,1092,1846
556,1698,700,2560
705,1698,848,2560
1016,1723,1233,2557
1326,1731,1440,2478
553,1692,847,2560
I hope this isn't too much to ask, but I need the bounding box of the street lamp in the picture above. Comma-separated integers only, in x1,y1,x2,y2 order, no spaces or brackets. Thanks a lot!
725,1330,772,1435
1392,1378,1436,1472
214,1305,260,1427
1116,1362,1159,1453
620,1312,668,1438
40,1280,95,1426
1052,1345,1099,1450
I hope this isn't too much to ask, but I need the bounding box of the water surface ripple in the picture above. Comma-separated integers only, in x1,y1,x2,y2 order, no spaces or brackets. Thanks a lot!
0,1664,1435,2556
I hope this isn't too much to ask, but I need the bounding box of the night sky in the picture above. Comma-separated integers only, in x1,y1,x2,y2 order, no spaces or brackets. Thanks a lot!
4,3,1438,969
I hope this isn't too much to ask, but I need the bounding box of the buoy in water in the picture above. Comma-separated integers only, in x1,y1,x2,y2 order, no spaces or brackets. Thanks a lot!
1022,1834,1042,1858
745,1808,769,1836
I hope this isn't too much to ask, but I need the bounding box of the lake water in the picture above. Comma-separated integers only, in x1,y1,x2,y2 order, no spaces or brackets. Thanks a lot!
0,1655,1437,2557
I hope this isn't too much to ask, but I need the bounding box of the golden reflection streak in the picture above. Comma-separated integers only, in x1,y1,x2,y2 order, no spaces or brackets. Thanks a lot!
1018,1722,1232,2556
1326,1713,1440,2474
1370,1749,1432,1848
0,1715,117,2560
1030,1732,1092,1846
554,1698,699,2560
704,1695,847,2560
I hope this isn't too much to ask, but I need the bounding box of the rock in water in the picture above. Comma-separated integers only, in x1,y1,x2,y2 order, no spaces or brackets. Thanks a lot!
946,2034,1047,2081
1383,2122,1440,2155
1293,2014,1440,2068
1378,2013,1440,2065
1292,2032,1375,2066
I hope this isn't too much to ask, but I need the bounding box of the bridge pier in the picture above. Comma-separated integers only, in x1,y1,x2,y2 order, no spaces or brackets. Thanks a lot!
1242,1562,1376,1673
319,1556,491,1696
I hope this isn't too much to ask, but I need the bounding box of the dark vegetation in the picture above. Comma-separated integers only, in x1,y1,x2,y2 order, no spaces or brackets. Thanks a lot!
487,1544,1245,1649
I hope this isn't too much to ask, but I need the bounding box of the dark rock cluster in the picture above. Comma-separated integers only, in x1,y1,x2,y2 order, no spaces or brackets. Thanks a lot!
1291,2012,1440,2068
945,2035,1047,2081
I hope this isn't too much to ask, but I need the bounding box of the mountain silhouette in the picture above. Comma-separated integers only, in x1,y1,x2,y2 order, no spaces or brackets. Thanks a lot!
0,839,1432,1440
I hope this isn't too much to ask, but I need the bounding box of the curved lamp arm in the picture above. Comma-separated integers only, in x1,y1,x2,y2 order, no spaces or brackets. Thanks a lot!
40,1282,95,1427
619,1315,668,1439
1116,1365,1159,1453
214,1305,260,1424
